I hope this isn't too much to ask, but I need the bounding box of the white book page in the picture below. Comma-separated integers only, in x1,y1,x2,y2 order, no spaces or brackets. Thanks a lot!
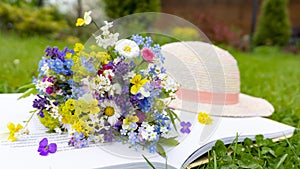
0,94,295,169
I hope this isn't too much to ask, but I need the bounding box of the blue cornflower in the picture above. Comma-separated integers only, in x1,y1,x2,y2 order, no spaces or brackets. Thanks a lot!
129,122,138,130
152,44,165,63
131,34,144,45
80,139,89,147
120,129,127,135
74,139,89,149
153,44,161,51
54,59,63,69
148,144,156,153
48,59,55,69
72,86,85,99
137,97,153,113
81,57,96,72
64,59,73,68
74,132,84,140
128,131,138,145
160,67,166,74
144,36,153,47
68,79,75,86
47,58,64,74
154,113,170,126
129,61,135,67
149,65,157,76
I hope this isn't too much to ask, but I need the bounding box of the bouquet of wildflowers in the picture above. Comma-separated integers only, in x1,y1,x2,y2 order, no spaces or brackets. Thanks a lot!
21,11,184,156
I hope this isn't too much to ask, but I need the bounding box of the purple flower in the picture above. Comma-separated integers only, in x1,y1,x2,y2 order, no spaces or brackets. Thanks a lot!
37,110,44,118
32,95,49,110
38,138,57,156
135,110,146,123
45,86,53,94
180,121,191,134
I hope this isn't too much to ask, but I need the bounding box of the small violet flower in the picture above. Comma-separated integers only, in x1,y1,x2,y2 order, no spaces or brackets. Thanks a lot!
180,121,191,134
38,138,57,156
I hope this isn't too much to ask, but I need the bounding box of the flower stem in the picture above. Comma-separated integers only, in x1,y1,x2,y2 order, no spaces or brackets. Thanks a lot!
23,110,38,129
92,20,100,30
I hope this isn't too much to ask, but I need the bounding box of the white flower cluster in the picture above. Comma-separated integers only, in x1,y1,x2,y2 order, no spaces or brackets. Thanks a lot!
81,69,115,97
95,21,119,49
36,78,52,93
160,74,180,93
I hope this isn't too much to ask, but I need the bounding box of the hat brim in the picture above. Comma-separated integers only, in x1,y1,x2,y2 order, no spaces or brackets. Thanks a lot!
169,93,274,117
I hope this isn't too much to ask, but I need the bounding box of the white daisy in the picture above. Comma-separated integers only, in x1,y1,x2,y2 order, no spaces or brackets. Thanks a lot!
115,39,139,58
102,100,121,126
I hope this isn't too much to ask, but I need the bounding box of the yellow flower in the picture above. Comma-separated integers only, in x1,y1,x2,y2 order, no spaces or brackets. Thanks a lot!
88,100,101,114
123,115,139,125
198,112,213,125
72,120,90,136
74,97,100,115
76,18,85,27
7,122,23,142
130,74,148,94
74,43,84,53
75,11,92,27
65,53,72,59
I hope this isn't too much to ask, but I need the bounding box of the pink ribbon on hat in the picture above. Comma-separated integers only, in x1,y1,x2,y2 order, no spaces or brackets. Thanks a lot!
176,88,239,105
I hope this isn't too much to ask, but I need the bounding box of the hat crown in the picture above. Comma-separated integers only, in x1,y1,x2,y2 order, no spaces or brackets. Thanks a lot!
161,41,240,104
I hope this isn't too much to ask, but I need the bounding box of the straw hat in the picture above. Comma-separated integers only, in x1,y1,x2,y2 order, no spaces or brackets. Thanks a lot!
162,41,274,117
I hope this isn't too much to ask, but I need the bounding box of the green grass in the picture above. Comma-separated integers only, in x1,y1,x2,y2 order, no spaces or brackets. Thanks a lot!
198,46,300,169
0,32,70,93
228,46,300,129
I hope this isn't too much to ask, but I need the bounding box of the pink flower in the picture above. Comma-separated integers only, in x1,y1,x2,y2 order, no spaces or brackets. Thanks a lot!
141,47,155,63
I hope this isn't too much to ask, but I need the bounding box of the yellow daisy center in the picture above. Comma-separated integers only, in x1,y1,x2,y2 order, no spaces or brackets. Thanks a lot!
104,106,115,117
123,46,132,52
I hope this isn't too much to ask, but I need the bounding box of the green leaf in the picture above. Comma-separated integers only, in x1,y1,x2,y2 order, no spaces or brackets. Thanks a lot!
212,140,227,157
17,83,35,91
159,137,179,147
244,138,253,147
255,135,264,146
142,155,155,169
220,164,238,169
237,161,261,169
156,143,166,158
165,108,180,131
18,88,37,100
212,150,217,169
261,147,276,157
275,154,288,169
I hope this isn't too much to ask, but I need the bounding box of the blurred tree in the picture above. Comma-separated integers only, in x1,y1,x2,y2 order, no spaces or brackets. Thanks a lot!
103,0,160,19
37,0,44,7
254,0,291,46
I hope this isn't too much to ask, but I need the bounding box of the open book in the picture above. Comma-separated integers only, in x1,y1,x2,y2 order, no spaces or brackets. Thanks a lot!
0,94,295,169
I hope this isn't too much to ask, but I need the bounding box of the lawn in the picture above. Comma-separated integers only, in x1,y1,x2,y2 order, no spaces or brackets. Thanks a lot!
0,32,70,93
0,33,299,167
